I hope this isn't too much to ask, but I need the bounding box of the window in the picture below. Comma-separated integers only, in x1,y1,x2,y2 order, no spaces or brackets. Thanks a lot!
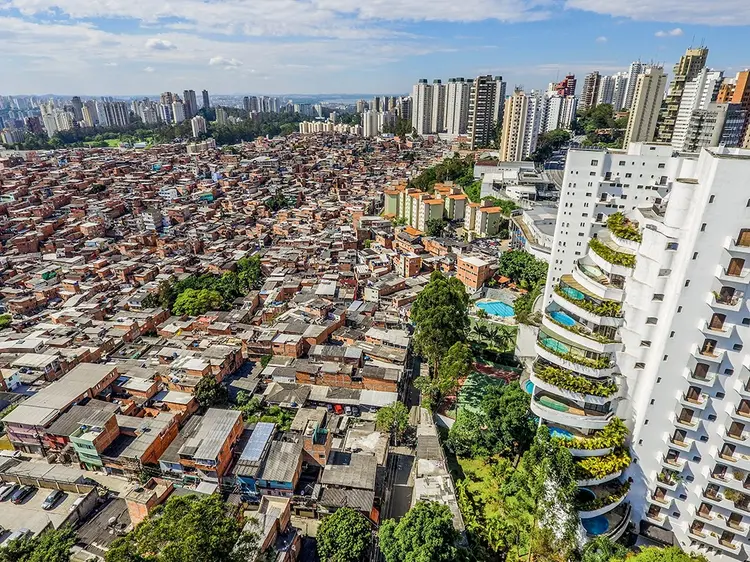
666,242,679,250
591,160,598,166
709,195,715,203
708,414,717,422
678,306,683,313
653,294,664,301
619,161,626,166
641,340,652,347
658,269,671,276
646,317,658,325
743,318,750,326
625,173,632,178
663,355,669,361
700,223,706,232
670,331,675,338
724,368,734,375
635,362,646,369
685,280,690,287
658,163,666,169
585,192,592,197
717,392,725,399
692,252,698,260
734,344,744,351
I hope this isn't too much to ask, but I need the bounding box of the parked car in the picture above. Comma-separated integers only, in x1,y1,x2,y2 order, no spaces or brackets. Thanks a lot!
333,404,344,415
0,483,17,501
41,489,64,510
1,529,30,548
351,406,360,417
10,485,35,505
69,496,85,513
344,405,352,415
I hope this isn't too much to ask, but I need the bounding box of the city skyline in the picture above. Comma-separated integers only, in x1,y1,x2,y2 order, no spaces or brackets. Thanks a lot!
2,0,750,96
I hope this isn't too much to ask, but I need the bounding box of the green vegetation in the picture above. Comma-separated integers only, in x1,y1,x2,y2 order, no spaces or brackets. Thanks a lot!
513,282,543,325
482,196,519,216
416,341,472,411
233,391,295,431
379,501,464,562
426,217,448,237
381,117,413,137
193,376,229,409
575,449,632,481
497,250,548,289
409,154,474,193
572,104,626,149
106,494,257,562
554,418,628,451
589,238,636,268
0,314,11,329
0,403,19,420
607,212,642,242
411,270,470,373
545,313,616,344
577,480,630,512
316,507,371,562
0,526,76,562
537,335,613,369
530,129,571,164
265,191,292,212
534,364,617,397
580,536,629,562
470,323,514,351
158,255,263,314
375,402,410,445
625,547,708,562
553,285,622,317
464,180,482,203
448,381,536,458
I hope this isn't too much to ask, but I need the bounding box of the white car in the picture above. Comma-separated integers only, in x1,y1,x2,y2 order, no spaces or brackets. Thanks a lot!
0,484,17,501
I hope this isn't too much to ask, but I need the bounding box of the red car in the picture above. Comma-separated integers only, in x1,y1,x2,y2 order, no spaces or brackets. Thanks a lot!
333,404,344,415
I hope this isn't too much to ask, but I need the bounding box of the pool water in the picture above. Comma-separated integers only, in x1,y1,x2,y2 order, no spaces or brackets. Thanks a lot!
542,337,570,354
550,310,576,327
563,287,585,301
524,380,535,394
576,488,596,504
549,427,574,439
477,301,515,318
582,515,610,535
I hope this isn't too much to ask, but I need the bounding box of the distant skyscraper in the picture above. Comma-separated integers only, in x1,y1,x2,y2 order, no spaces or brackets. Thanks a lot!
191,115,207,137
216,107,228,125
611,72,629,111
172,101,186,124
182,90,197,119
356,99,366,113
397,96,411,122
541,93,578,133
71,96,83,122
445,78,471,136
624,66,668,148
655,46,709,143
623,61,646,111
671,68,724,151
202,90,210,110
411,79,433,136
82,100,98,127
160,92,174,106
581,71,601,111
596,75,615,106
523,90,543,158
467,75,506,150
430,80,447,133
243,96,250,114
499,89,530,161
554,74,577,97
716,70,750,148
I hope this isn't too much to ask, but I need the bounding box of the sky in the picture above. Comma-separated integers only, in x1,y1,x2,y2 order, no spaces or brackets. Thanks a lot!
1,0,750,97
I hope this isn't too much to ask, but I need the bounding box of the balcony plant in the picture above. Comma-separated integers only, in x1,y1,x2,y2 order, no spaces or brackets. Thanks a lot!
589,238,636,268
554,418,627,451
577,480,631,512
607,212,642,242
545,313,617,344
554,285,622,318
534,364,617,398
575,448,631,481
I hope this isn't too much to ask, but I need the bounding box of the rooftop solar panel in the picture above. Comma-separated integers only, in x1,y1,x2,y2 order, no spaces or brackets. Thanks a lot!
239,422,275,463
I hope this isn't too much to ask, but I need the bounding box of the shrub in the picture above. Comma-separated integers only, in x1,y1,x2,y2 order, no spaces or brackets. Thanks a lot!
589,238,636,268
607,212,642,242
534,364,617,397
553,285,622,318
575,449,631,480
577,480,631,511
554,418,627,451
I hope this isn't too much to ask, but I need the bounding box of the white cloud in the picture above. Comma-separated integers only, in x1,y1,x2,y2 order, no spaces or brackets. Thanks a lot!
145,38,176,50
144,66,155,72
655,27,683,37
595,36,607,42
209,56,243,69
104,62,118,66
564,0,750,25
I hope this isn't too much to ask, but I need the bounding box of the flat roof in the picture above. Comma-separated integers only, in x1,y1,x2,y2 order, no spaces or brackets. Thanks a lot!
180,408,241,462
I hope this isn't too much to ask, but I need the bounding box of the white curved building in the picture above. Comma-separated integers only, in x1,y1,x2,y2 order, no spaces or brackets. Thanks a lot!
537,143,750,560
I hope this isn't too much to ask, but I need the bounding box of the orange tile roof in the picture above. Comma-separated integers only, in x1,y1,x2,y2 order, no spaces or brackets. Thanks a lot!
479,206,502,213
447,194,468,200
404,226,423,236
424,199,443,205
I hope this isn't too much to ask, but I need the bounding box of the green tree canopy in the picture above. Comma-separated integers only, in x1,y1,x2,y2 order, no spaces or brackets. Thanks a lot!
426,217,447,237
482,382,538,456
0,314,11,329
105,494,257,562
531,129,571,164
375,402,410,444
625,547,708,562
416,341,472,410
579,536,629,562
0,527,76,562
193,376,229,409
316,507,372,562
497,250,548,289
409,154,474,193
172,288,223,316
411,270,470,372
379,501,463,562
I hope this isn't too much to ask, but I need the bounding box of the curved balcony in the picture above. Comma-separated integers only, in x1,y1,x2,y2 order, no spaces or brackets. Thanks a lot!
724,428,750,448
708,468,750,496
553,277,624,327
548,423,617,457
703,488,750,517
686,367,717,387
581,502,631,541
693,345,725,365
572,259,625,302
535,330,615,378
542,309,621,355
719,448,750,472
578,480,630,518
530,366,617,406
531,391,613,430
576,469,623,487
588,234,636,277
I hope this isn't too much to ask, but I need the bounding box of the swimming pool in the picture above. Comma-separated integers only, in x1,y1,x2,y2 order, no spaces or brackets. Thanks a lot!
582,515,610,535
524,380,535,394
549,427,574,440
477,301,515,318
576,488,596,504
541,337,570,354
550,310,576,327
562,286,585,301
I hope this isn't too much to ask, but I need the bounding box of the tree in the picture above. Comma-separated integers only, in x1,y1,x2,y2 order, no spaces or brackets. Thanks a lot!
530,129,571,164
375,402,410,444
316,507,372,562
481,382,537,456
625,547,708,562
425,217,447,237
411,270,470,373
193,376,229,409
580,536,628,562
416,342,472,410
140,293,160,309
105,495,257,562
379,501,463,562
172,288,223,316
0,527,76,562
497,250,548,289
0,314,11,329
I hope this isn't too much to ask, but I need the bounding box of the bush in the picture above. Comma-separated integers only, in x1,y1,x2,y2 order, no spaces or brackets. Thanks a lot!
554,418,628,451
553,285,622,317
589,238,636,268
607,212,642,242
577,480,631,511
534,364,617,397
575,449,631,480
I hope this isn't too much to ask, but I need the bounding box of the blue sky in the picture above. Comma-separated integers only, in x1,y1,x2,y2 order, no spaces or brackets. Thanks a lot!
1,0,749,96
